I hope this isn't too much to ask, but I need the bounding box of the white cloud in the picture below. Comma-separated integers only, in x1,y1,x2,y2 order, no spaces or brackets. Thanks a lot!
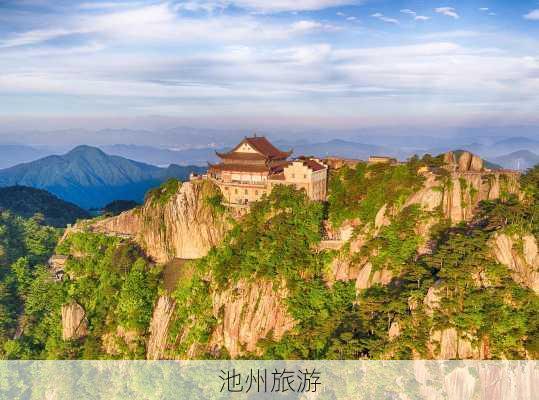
346,16,357,21
173,1,228,13
479,8,489,12
79,3,329,42
400,9,416,16
291,20,322,29
290,20,323,32
400,9,429,21
0,3,343,53
221,0,361,13
2,37,539,123
1,0,538,122
524,10,539,21
0,29,76,48
435,7,459,19
371,13,399,25
79,2,141,10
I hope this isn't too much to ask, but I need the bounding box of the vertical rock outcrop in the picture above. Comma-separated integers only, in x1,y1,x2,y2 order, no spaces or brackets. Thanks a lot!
405,173,444,212
61,302,88,340
491,233,539,293
452,151,483,173
458,151,473,172
446,151,518,223
92,180,229,263
374,203,390,229
209,280,295,358
406,152,519,224
147,296,177,360
429,328,481,360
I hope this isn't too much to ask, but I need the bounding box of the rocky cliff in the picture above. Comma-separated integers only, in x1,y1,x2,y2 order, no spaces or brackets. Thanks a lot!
410,151,519,224
55,151,535,361
61,302,88,341
91,180,229,263
328,152,520,288
491,233,539,293
147,296,177,360
209,280,295,358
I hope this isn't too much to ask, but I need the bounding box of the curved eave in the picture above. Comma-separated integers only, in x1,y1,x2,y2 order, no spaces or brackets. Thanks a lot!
215,151,230,158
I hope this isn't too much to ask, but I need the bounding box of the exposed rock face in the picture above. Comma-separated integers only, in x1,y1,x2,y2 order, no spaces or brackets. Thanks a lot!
209,280,295,358
444,367,477,400
408,153,519,224
469,155,483,172
491,233,539,293
443,151,456,165
374,204,390,229
48,255,67,271
329,252,393,291
405,173,443,212
388,321,401,340
329,254,359,283
147,296,177,360
407,167,518,224
424,283,442,316
442,172,519,223
455,151,483,172
355,262,393,290
429,328,480,360
458,151,473,172
92,180,229,263
323,219,359,241
61,303,88,340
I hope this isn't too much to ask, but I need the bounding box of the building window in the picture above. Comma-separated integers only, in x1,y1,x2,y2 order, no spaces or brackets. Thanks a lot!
255,190,258,195
244,189,248,195
292,174,295,178
304,174,307,179
235,189,238,194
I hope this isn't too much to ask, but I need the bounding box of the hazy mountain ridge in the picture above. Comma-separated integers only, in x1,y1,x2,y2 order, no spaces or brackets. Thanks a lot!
0,146,205,209
2,131,538,170
492,150,539,171
0,145,50,169
102,135,539,168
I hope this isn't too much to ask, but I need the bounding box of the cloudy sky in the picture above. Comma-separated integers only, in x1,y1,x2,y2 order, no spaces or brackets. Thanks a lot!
1,0,539,134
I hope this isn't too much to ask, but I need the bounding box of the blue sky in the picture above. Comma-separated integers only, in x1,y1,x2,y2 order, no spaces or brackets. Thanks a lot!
1,0,539,133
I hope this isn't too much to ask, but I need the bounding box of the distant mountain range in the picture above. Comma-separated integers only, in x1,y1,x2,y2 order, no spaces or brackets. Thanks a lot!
425,137,539,160
1,135,538,171
100,139,405,167
101,144,219,167
0,186,89,227
0,146,205,209
492,150,539,171
0,145,49,169
103,138,539,170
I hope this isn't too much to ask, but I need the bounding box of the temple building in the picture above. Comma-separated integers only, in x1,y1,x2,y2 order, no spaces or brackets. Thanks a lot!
208,136,328,205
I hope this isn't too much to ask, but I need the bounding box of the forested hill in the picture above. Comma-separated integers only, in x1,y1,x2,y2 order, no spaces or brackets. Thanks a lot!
0,152,537,361
0,145,205,209
0,186,89,227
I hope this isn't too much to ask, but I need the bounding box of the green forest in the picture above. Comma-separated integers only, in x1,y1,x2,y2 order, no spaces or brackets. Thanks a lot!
0,163,537,360
0,214,160,359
